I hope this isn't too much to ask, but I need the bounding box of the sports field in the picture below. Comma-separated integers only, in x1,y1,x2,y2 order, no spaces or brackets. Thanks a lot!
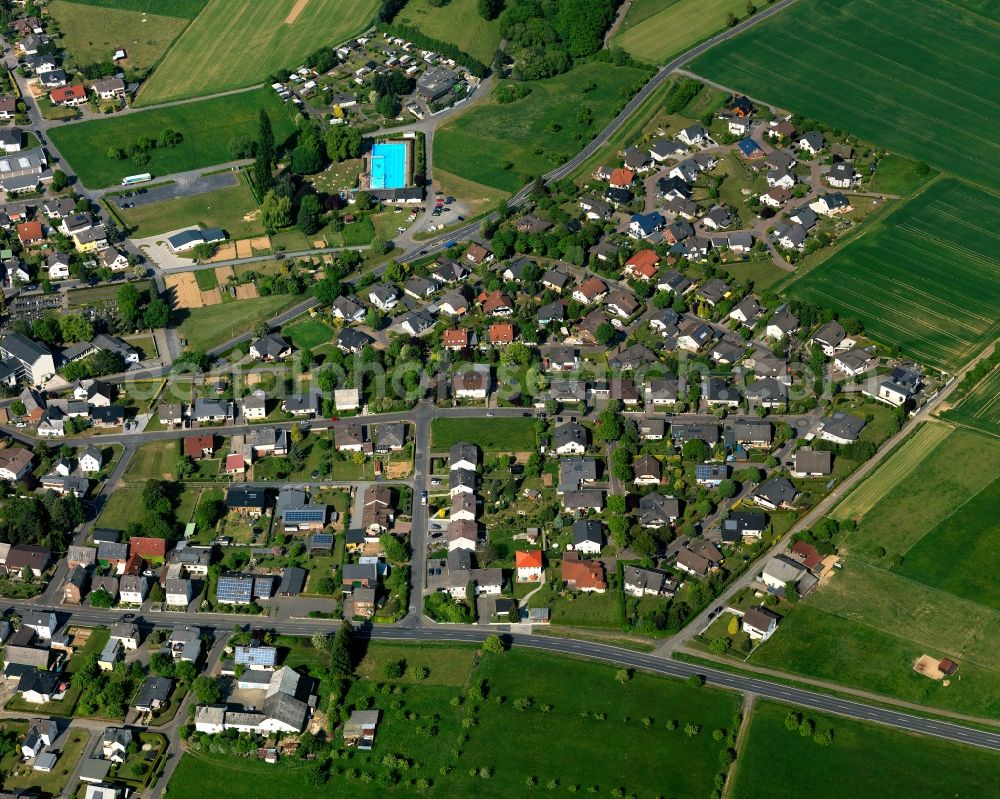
752,425,1000,717
689,0,1000,189
435,61,651,193
732,700,1000,798
613,0,749,64
49,88,296,188
395,0,501,64
786,179,1000,371
941,364,1000,439
48,1,189,74
136,0,379,105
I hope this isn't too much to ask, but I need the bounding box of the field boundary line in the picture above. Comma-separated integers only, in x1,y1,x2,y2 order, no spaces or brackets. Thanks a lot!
897,475,1000,557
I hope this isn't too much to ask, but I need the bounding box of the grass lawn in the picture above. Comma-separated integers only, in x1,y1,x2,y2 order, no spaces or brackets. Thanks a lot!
3,727,88,795
125,440,181,481
549,587,622,628
785,179,1000,371
731,700,1000,798
68,280,152,310
136,0,380,105
49,1,189,74
428,168,508,220
49,88,297,188
431,417,537,452
95,483,146,529
283,317,334,350
395,0,502,63
613,0,751,64
62,0,207,17
341,217,375,247
169,645,738,798
941,363,1000,439
116,180,263,238
435,61,652,193
870,153,938,195
688,0,1000,189
353,642,480,686
176,294,303,352
718,257,787,292
194,268,218,291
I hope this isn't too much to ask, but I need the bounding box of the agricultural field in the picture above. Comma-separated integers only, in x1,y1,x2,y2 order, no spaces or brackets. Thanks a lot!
136,0,380,105
49,88,297,188
940,364,1000,439
168,645,740,798
786,179,1000,371
613,0,750,64
395,0,502,64
114,181,263,238
688,0,1000,189
62,0,207,16
434,61,652,194
751,424,1000,717
950,0,1000,16
731,700,1000,798
431,417,538,452
48,1,189,74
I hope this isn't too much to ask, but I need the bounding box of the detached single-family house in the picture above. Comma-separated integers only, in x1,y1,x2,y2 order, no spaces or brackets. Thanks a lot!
751,477,798,511
742,606,781,641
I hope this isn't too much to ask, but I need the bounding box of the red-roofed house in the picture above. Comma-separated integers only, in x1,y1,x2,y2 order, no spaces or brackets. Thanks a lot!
16,221,44,246
123,552,145,575
442,329,468,350
623,249,659,281
572,277,608,304
790,539,822,570
183,435,214,459
129,536,167,560
488,323,514,346
225,453,246,474
561,556,607,593
609,168,635,189
479,290,513,317
50,85,87,107
515,550,543,582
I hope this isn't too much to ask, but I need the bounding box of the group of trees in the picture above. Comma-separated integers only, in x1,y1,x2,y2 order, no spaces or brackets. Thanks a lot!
498,0,616,79
124,479,179,541
106,129,183,167
118,282,170,331
0,489,84,551
74,652,144,717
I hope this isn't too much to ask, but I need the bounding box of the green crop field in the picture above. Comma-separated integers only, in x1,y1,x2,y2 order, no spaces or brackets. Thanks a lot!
396,0,502,64
832,422,951,520
168,645,739,798
136,0,379,105
61,0,207,17
786,179,1000,371
732,700,1000,798
613,0,749,64
751,425,1000,717
431,417,538,452
689,0,1000,189
950,0,1000,16
49,88,296,188
941,365,1000,439
115,181,263,238
435,61,651,193
49,1,189,74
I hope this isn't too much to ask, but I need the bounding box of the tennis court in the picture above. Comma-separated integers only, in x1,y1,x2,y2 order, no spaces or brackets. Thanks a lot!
369,142,407,189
